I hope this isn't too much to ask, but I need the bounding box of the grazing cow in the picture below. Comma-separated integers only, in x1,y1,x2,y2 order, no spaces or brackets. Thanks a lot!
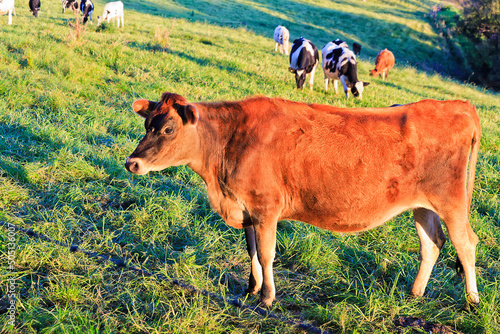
28,0,40,18
97,1,124,28
0,0,15,25
370,48,395,80
125,92,481,308
80,0,93,24
273,25,289,55
322,39,369,99
289,37,319,90
353,42,362,56
62,0,78,13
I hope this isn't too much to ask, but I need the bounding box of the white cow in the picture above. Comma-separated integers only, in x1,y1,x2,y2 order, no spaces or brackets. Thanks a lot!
0,0,15,25
273,25,289,55
97,1,123,27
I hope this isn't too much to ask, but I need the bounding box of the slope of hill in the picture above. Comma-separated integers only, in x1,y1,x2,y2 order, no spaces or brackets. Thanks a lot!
0,0,499,333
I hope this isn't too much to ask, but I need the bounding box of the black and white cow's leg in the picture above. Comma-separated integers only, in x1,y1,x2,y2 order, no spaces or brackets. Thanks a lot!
340,76,349,98
244,225,263,295
323,73,329,92
333,79,339,94
308,62,318,91
411,208,446,297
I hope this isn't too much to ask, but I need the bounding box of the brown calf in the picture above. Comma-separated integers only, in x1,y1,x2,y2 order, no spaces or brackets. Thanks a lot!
370,49,395,80
125,93,481,307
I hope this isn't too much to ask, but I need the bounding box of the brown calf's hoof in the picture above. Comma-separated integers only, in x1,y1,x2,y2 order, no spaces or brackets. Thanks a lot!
466,292,480,305
463,295,480,313
245,287,260,296
258,297,274,309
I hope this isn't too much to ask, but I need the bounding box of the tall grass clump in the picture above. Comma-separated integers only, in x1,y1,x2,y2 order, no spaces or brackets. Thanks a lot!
67,13,87,44
154,19,176,52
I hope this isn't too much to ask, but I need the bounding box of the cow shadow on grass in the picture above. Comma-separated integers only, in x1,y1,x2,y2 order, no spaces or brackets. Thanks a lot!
0,118,219,231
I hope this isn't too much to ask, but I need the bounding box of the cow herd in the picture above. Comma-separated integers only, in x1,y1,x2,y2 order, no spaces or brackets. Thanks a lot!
275,25,395,99
0,0,124,27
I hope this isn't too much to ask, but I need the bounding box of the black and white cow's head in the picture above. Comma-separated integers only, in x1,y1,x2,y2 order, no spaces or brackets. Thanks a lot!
289,38,319,90
333,38,348,49
345,61,369,98
29,0,41,17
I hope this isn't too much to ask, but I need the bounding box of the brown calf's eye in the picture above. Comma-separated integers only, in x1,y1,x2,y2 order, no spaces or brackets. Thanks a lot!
165,127,173,134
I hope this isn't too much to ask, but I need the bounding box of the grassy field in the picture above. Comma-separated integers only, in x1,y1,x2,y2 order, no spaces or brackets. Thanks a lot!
0,0,499,333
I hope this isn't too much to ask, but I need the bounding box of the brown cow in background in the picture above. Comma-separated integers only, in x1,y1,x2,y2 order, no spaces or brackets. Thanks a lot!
370,49,395,80
125,92,481,308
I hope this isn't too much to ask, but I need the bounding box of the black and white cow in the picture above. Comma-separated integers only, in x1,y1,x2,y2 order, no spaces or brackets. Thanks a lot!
80,0,93,24
322,39,369,99
273,25,289,55
28,0,40,18
62,0,78,13
289,37,319,90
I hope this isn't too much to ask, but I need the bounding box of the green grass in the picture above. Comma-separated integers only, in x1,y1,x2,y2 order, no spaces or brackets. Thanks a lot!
0,0,499,333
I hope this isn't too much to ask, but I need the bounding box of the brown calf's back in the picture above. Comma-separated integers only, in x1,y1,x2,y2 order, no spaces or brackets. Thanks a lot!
190,97,479,231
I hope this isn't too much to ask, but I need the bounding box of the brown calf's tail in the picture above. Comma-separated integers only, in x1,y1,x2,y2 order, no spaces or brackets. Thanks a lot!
466,107,481,216
456,104,481,280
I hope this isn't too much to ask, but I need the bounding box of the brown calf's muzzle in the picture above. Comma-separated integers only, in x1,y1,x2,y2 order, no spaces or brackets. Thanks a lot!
125,156,145,175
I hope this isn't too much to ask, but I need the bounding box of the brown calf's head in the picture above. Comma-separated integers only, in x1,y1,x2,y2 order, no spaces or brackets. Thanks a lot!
125,92,199,175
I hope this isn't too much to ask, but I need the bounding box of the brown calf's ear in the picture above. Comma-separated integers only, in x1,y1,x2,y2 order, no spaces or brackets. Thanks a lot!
183,104,199,126
363,82,370,86
132,99,157,118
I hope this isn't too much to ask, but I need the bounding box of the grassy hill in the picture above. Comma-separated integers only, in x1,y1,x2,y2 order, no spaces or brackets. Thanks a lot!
0,0,499,333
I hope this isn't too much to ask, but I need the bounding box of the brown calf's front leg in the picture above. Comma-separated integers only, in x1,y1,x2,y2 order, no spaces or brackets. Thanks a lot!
253,218,278,307
411,208,446,297
244,225,263,295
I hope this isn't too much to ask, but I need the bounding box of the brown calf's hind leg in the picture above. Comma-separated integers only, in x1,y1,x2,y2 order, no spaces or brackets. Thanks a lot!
244,225,263,295
411,208,447,297
442,211,480,304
